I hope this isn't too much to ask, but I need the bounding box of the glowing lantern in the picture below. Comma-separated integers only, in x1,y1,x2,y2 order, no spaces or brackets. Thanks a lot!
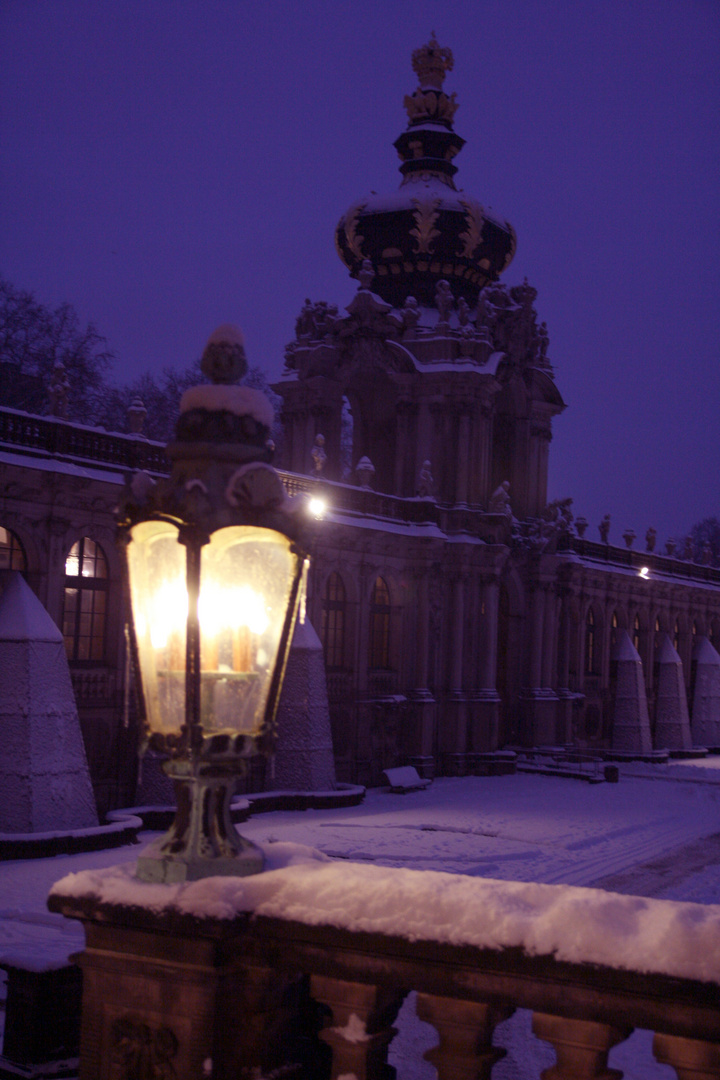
117,326,313,882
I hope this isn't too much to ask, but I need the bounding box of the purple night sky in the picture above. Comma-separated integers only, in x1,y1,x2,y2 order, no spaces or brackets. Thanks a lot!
1,1,718,543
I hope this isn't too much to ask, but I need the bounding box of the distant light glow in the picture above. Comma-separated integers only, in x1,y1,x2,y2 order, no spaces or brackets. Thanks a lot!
639,567,650,579
308,497,327,519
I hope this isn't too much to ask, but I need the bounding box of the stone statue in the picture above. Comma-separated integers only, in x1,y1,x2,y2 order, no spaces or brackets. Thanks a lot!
489,481,511,516
683,535,694,561
457,297,470,327
48,361,70,419
126,397,147,436
435,279,453,325
645,527,656,553
401,296,420,333
417,460,435,498
666,538,676,557
702,542,713,565
599,514,611,544
310,433,327,476
358,259,375,291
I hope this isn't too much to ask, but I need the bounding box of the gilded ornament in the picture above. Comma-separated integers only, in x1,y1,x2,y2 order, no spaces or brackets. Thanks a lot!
437,92,458,122
411,33,454,90
343,201,367,261
457,199,485,259
410,196,441,255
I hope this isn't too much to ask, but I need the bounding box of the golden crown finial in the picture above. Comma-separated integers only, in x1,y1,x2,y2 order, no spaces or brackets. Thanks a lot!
411,32,454,90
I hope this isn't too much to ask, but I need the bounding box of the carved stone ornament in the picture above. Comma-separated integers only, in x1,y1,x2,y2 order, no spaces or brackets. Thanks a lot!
200,324,247,385
110,1015,179,1079
489,481,512,516
599,514,611,544
225,462,287,510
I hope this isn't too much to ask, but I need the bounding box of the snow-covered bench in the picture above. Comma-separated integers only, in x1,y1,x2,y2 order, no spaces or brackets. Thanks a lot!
383,766,431,793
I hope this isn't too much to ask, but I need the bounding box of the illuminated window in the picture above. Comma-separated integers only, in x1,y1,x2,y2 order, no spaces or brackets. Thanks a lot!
63,538,108,662
368,577,391,670
610,611,619,650
321,572,346,669
0,526,26,571
633,614,641,652
673,619,680,652
584,608,596,675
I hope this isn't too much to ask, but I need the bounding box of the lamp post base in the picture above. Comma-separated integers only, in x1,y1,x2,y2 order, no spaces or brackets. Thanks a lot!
136,834,264,883
135,767,264,883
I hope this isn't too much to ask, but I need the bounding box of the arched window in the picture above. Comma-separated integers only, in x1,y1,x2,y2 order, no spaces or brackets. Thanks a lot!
654,615,662,656
368,577,391,670
321,572,346,669
633,613,641,653
673,619,680,652
62,538,108,662
610,611,619,651
584,607,597,675
0,526,26,571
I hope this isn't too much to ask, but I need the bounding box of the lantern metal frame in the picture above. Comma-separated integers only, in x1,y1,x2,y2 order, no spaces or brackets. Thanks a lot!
117,342,313,883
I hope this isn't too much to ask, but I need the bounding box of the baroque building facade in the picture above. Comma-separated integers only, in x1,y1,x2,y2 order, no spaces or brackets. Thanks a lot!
1,37,719,806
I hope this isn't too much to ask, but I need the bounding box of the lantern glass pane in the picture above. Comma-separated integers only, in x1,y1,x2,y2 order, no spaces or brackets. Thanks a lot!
199,526,297,735
127,520,187,734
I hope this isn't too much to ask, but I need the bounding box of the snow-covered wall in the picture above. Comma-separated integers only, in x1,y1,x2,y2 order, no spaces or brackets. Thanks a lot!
50,844,720,985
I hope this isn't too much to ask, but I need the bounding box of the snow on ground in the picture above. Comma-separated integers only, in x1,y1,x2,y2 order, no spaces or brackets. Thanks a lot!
2,761,720,1076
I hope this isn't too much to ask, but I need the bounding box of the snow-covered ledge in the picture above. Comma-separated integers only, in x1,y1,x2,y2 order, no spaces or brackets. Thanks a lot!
48,846,720,1079
50,844,720,985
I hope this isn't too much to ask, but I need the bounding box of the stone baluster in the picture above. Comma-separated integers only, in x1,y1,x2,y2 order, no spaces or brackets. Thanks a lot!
311,974,404,1080
415,993,513,1080
532,1014,631,1079
653,1032,720,1080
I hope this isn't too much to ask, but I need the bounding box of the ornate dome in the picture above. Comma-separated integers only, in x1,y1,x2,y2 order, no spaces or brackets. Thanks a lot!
335,34,516,310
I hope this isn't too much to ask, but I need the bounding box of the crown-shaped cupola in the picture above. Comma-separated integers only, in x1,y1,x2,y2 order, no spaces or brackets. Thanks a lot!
335,34,516,309
394,33,465,181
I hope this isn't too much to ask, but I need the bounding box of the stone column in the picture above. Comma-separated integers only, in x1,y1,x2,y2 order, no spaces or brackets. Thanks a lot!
442,575,467,772
532,1014,631,1079
454,407,471,506
312,975,404,1080
416,994,514,1080
394,400,415,497
521,582,559,746
410,572,436,777
555,590,576,744
469,573,501,752
654,1032,720,1080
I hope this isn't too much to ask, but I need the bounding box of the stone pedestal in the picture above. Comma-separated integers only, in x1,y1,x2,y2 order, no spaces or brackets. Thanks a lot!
519,689,559,747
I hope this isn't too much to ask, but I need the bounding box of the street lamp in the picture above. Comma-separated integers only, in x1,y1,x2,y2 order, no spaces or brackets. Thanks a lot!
117,326,313,883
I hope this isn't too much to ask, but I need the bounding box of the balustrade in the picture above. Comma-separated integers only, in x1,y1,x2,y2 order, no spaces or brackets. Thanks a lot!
47,862,720,1080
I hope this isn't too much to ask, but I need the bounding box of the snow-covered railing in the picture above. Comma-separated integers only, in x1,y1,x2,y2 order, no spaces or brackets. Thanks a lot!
0,405,170,475
48,853,720,1079
557,531,720,584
